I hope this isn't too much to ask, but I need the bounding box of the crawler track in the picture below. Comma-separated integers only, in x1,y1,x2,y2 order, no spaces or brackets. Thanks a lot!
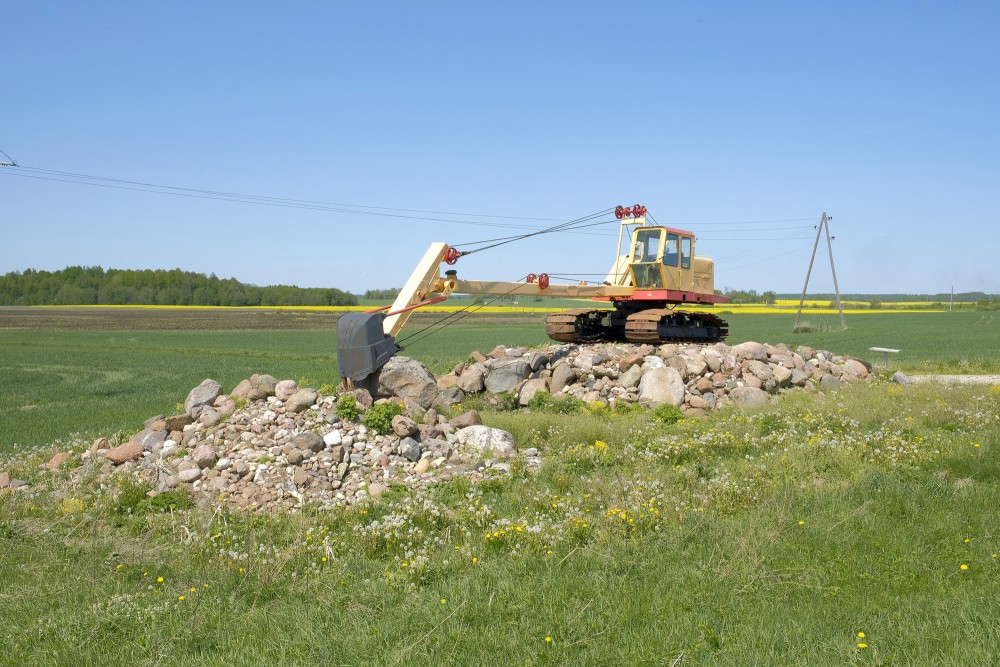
545,307,728,345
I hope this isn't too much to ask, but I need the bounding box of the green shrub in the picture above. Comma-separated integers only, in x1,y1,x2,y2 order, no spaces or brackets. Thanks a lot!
363,402,404,434
492,391,520,412
612,400,644,416
527,391,584,414
319,383,338,396
651,403,684,424
114,477,192,515
337,395,360,422
146,489,193,513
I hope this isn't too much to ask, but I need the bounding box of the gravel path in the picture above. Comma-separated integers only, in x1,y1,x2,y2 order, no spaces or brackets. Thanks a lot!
909,375,1000,385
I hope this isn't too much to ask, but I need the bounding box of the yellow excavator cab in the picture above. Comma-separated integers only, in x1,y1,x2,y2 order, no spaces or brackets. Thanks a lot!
628,226,696,291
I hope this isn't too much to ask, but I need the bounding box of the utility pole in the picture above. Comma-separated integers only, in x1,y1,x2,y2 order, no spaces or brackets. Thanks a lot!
950,286,954,312
794,212,846,330
0,147,16,167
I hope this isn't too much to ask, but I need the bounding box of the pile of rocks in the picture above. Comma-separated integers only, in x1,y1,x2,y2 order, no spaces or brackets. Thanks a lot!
2,340,873,508
71,372,529,512
433,340,872,417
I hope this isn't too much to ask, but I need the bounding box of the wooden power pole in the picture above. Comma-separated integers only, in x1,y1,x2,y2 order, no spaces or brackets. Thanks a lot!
794,212,846,330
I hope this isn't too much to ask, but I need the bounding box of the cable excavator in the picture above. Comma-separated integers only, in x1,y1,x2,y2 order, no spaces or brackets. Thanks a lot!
337,204,730,386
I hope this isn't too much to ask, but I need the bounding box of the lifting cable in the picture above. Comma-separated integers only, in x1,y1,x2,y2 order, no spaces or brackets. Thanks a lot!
450,208,615,258
395,277,534,350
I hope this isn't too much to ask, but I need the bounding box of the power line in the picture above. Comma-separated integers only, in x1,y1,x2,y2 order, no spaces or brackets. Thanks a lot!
6,163,566,222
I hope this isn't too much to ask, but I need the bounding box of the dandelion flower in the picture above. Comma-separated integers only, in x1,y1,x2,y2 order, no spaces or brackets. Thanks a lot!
798,520,805,525
190,587,197,592
858,643,868,649
440,599,447,604
964,538,971,544
545,637,552,643
960,564,969,571
857,632,865,638
157,576,164,583
178,595,186,601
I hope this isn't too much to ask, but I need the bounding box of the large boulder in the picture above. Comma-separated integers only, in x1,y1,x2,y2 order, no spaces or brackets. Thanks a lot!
746,360,776,392
619,364,643,389
549,362,577,394
518,378,549,406
455,425,517,458
106,441,144,465
457,364,486,393
377,356,438,409
184,379,222,418
231,374,278,401
732,342,768,362
484,358,531,394
771,364,793,388
729,386,770,407
285,388,318,413
638,367,685,407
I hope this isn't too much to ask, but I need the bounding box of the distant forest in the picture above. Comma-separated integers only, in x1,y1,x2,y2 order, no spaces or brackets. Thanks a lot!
0,266,358,307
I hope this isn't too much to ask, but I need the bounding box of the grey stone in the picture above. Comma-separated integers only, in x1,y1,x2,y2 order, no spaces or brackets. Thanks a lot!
457,364,486,393
141,429,168,452
638,367,685,407
790,368,810,386
286,449,304,465
732,342,768,361
772,364,793,388
392,415,418,438
292,432,325,452
285,388,318,413
619,364,643,389
437,387,465,405
729,386,770,407
518,378,549,406
198,410,224,427
550,362,577,394
231,374,279,401
484,357,530,393
185,379,223,418
746,360,776,391
455,425,517,458
178,467,202,484
400,437,422,462
891,371,912,386
377,356,438,409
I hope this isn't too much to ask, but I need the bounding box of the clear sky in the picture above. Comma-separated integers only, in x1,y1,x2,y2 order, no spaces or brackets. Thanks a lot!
3,1,998,296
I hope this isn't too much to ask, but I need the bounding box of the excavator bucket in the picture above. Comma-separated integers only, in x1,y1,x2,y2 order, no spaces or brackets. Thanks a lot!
336,312,400,383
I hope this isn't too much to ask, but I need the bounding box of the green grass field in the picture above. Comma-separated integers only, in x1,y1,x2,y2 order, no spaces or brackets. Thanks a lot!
0,307,996,451
2,379,998,664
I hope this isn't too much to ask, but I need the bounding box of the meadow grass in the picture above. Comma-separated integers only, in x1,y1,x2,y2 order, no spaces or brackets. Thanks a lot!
0,307,996,451
1,381,998,665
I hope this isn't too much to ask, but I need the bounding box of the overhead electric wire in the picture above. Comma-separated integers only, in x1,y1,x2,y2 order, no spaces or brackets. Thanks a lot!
5,163,565,222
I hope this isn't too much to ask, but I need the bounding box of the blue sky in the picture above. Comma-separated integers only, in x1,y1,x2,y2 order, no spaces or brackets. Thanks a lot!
2,1,998,295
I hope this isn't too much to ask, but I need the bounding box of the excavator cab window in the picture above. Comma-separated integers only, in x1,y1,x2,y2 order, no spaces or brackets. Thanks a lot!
663,233,679,267
633,229,662,263
681,236,692,269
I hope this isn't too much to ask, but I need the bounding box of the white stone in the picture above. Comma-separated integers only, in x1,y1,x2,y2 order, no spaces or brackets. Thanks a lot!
323,430,343,446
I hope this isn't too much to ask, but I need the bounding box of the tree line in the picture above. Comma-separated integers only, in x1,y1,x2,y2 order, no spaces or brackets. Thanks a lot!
0,266,358,307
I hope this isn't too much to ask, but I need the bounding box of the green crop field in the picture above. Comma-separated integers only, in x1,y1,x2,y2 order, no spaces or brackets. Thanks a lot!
0,307,996,451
